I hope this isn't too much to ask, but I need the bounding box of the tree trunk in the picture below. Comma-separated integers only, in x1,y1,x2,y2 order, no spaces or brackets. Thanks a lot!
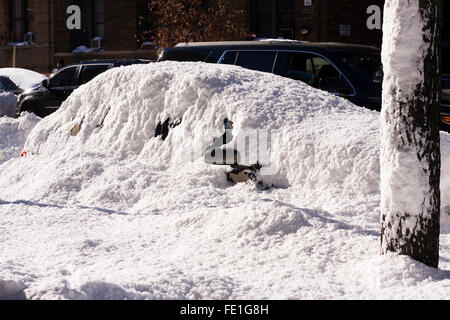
380,0,442,268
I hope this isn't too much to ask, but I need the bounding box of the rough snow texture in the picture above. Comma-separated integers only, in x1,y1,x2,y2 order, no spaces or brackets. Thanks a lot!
380,0,440,258
0,113,40,165
0,92,17,117
0,62,449,299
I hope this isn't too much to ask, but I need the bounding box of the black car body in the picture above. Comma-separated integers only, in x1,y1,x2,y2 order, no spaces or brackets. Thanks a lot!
16,59,151,117
160,41,449,132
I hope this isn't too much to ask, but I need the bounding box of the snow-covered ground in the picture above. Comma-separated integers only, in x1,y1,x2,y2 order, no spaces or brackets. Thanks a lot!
0,62,449,300
0,92,17,117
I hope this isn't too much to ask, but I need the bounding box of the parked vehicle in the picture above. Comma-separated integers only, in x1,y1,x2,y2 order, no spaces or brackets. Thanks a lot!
0,68,47,95
159,41,450,132
16,59,151,117
159,41,383,110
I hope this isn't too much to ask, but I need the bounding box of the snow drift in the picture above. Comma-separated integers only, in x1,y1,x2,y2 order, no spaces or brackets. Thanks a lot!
0,92,17,117
0,113,40,165
1,62,450,300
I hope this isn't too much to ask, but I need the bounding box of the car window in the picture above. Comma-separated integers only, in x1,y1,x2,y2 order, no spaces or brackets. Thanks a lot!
234,51,277,73
274,52,353,95
274,52,318,86
160,50,215,62
341,53,383,84
79,64,110,85
203,51,222,63
220,51,238,65
49,66,78,87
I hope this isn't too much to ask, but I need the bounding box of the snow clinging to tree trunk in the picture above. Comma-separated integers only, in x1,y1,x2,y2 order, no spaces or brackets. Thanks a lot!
380,0,441,267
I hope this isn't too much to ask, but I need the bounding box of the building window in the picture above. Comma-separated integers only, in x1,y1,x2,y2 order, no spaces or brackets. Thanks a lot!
137,0,156,48
70,0,105,50
277,0,295,39
251,0,295,39
9,0,33,42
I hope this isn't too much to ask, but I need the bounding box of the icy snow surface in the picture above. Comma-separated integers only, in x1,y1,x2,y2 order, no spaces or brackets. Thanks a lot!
0,62,449,300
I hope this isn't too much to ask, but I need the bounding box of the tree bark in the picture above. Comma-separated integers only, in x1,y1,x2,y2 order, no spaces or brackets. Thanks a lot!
380,0,442,268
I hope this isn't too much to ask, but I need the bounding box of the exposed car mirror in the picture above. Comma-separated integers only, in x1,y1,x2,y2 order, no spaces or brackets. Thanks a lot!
42,79,49,88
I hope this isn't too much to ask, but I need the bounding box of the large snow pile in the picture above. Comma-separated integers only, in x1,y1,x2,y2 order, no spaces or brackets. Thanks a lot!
0,68,46,90
0,62,449,299
0,92,17,117
18,62,381,214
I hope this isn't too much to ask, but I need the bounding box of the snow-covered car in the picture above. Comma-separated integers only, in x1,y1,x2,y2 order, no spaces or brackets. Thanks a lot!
0,68,46,93
0,68,46,117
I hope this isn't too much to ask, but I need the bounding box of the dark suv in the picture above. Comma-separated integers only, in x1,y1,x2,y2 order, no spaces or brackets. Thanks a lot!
159,41,383,111
16,59,151,117
160,41,450,132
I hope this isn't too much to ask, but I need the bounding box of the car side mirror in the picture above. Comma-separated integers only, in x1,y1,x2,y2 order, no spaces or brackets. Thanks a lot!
42,79,49,88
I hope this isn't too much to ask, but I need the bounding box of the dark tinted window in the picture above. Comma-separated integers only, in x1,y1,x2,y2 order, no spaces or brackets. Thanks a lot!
0,76,18,91
204,51,221,63
274,52,318,86
79,64,110,85
160,49,219,62
220,51,237,65
442,77,450,90
341,54,383,84
50,66,78,87
235,51,276,73
274,51,353,95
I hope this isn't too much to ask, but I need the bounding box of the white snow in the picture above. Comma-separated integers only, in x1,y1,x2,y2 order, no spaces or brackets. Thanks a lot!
0,92,17,117
72,46,97,53
0,62,449,300
0,113,40,165
0,68,46,90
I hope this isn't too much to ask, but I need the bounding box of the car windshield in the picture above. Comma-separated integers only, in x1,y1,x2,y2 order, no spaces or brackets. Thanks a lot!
340,53,383,85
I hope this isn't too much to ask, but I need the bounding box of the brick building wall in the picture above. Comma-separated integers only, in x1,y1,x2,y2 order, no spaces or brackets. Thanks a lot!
250,0,384,46
0,0,447,73
0,0,55,73
0,0,157,73
0,0,8,45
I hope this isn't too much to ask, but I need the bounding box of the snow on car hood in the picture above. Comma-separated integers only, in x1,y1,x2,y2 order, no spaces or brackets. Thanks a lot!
0,68,46,90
